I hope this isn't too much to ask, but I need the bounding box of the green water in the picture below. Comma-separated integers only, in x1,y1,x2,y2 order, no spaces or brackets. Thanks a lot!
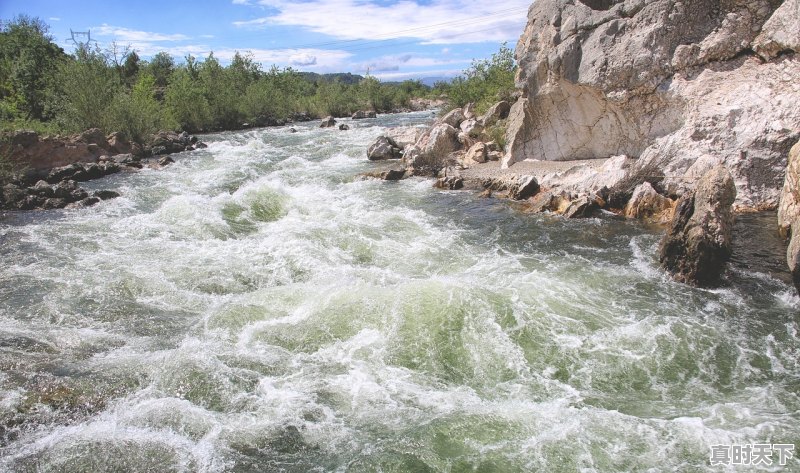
0,112,798,472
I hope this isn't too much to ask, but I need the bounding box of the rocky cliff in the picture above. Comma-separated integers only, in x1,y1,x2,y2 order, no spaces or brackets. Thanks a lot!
504,0,800,210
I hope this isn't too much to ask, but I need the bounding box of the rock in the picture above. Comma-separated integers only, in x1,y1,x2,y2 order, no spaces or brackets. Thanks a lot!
75,128,108,149
339,124,350,131
106,132,131,154
320,116,337,128
289,128,298,133
659,166,737,287
2,184,26,207
459,118,483,137
624,182,675,224
32,180,54,197
477,101,510,128
158,156,175,166
509,175,540,201
75,196,100,208
151,130,192,155
422,123,460,161
463,103,476,120
94,190,120,200
463,142,488,164
352,110,377,119
386,126,426,149
503,0,800,210
563,194,603,219
195,142,208,149
434,176,464,190
406,124,460,176
789,221,800,293
753,0,800,61
367,136,402,161
487,151,503,162
361,168,406,181
778,141,800,238
41,198,67,210
440,108,465,128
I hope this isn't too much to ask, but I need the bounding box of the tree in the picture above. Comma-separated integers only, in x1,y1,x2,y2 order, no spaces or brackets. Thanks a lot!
165,68,211,132
52,45,120,131
147,51,175,89
0,15,66,120
446,43,516,112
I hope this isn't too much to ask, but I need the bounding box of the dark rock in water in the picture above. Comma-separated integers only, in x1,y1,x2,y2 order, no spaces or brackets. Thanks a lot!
196,142,208,149
509,175,540,201
659,165,736,287
359,168,406,181
320,116,336,128
76,196,100,207
367,136,402,161
94,190,120,201
563,194,602,219
434,176,464,190
352,110,377,119
158,156,175,166
151,146,167,156
32,180,54,198
41,197,67,210
289,128,298,133
339,124,350,131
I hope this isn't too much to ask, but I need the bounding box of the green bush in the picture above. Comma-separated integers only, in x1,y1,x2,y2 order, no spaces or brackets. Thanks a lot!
444,43,516,114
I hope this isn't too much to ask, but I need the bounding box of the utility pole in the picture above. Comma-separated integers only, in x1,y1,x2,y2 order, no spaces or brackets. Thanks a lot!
68,29,94,49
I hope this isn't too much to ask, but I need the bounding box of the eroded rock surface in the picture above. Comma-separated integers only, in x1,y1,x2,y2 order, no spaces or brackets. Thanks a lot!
504,0,800,210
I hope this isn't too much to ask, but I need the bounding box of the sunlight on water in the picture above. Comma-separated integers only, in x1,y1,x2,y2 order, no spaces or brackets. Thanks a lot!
0,112,798,472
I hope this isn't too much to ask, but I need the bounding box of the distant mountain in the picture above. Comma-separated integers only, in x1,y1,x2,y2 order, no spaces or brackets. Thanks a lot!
420,76,454,87
299,72,364,85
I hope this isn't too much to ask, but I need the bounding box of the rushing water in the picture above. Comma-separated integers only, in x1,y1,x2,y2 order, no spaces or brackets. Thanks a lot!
0,112,798,472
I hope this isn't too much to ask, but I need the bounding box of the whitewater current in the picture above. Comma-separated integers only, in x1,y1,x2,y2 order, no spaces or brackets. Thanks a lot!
0,112,798,472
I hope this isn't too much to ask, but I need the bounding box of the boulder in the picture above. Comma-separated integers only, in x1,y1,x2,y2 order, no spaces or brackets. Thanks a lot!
459,118,483,137
440,108,465,128
478,101,510,128
422,124,459,160
74,128,108,149
151,130,192,154
339,124,350,131
367,136,402,161
509,175,540,201
624,182,675,224
502,0,800,210
106,132,131,154
789,221,800,293
778,141,800,238
463,142,488,164
659,166,737,287
386,126,426,149
94,190,120,200
563,194,603,219
320,116,337,128
434,176,464,190
352,110,377,119
463,103,476,120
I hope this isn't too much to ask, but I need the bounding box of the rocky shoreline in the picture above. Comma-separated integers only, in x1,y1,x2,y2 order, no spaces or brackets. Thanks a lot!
0,129,207,212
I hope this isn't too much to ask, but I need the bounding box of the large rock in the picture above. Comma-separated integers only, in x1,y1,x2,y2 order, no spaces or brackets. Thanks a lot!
367,136,402,161
778,141,800,238
320,116,336,128
503,0,800,210
440,108,466,128
386,126,426,149
789,221,800,293
405,123,460,176
659,166,737,287
477,101,511,128
352,110,377,119
463,142,488,164
624,181,675,224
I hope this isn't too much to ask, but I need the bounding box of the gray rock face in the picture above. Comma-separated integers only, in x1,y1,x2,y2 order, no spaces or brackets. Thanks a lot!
440,109,466,128
659,166,737,287
778,141,800,238
367,136,402,161
504,0,800,210
789,221,800,292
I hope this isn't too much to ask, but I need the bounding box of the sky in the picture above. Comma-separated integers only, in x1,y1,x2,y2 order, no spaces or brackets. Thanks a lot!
0,0,531,81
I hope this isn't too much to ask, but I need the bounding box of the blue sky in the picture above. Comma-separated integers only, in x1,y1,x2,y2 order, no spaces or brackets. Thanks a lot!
0,0,531,81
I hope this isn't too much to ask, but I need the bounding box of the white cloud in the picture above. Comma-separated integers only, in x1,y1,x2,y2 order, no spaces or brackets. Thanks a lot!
93,24,190,42
372,68,462,81
49,17,61,22
232,0,252,4
235,0,529,44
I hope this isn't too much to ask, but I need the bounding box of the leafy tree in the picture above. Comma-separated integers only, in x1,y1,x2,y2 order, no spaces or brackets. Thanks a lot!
165,68,211,132
147,51,175,89
104,72,164,143
52,45,120,132
0,15,66,120
446,43,516,113
121,50,141,86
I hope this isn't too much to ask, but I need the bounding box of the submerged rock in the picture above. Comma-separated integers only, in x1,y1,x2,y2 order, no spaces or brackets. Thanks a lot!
320,116,336,128
659,166,737,287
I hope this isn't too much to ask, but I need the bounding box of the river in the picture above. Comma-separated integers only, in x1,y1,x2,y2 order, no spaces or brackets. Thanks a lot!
1,112,798,472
